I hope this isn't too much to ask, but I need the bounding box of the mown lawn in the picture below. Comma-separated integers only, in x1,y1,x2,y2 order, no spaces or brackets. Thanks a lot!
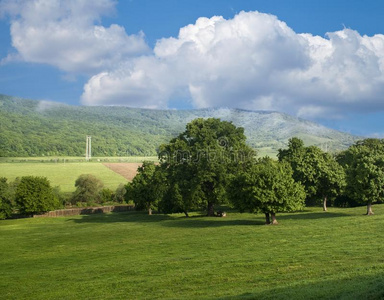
0,162,127,193
1,206,384,299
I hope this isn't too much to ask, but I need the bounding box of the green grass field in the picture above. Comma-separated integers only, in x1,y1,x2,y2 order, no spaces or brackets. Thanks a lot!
1,206,383,299
0,156,158,163
0,162,127,193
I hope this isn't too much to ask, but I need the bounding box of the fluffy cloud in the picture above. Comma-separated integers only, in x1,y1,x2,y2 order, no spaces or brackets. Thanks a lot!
3,3,384,119
1,0,149,73
81,11,384,118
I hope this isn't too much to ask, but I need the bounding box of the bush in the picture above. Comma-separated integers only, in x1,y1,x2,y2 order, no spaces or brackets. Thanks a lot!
53,186,69,207
15,176,60,215
71,174,104,205
0,177,13,219
114,184,126,203
100,188,114,204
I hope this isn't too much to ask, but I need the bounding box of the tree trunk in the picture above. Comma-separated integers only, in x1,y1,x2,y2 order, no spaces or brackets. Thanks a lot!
207,202,215,216
366,202,374,215
184,211,189,217
148,208,152,215
265,213,271,225
271,212,278,225
323,195,327,212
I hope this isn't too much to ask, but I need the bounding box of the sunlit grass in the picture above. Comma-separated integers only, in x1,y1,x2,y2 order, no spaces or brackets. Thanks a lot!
0,156,158,163
1,205,383,299
0,162,127,192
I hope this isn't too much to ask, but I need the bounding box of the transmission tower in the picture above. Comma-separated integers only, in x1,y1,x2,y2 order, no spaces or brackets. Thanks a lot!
86,136,92,161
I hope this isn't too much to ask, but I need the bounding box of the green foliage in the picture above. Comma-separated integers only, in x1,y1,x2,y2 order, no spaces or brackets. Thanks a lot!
159,118,255,216
230,158,305,223
100,188,114,204
129,161,166,214
0,94,358,157
71,174,104,205
52,186,69,207
114,183,126,203
0,177,13,219
15,176,59,215
278,138,345,209
338,139,384,214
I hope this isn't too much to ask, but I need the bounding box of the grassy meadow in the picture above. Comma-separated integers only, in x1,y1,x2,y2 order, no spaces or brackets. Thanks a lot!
0,162,127,193
0,156,158,163
1,205,384,299
0,156,158,193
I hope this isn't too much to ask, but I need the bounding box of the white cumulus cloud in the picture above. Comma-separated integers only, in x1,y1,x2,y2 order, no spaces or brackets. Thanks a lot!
2,3,384,119
81,11,384,119
1,0,149,73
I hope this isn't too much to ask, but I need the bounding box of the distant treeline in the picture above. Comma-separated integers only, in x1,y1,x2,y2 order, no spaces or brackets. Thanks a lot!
0,95,175,157
0,94,359,157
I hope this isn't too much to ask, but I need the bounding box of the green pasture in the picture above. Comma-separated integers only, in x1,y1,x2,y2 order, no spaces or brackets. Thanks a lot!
1,206,383,299
0,162,127,193
0,156,158,163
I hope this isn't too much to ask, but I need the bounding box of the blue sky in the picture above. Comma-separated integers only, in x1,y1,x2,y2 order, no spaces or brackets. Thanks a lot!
1,0,384,137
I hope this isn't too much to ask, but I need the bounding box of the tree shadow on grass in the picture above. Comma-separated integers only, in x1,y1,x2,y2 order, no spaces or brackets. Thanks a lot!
67,210,265,227
218,271,384,300
68,209,349,227
161,211,351,228
67,211,175,224
161,217,265,228
277,211,350,221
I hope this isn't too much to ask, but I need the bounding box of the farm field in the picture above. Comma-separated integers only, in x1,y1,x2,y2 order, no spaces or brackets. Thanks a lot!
0,162,140,193
1,206,383,299
0,156,158,163
103,163,142,181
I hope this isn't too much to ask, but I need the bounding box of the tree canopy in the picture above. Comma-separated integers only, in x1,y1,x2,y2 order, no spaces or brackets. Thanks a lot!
229,157,305,224
158,118,255,216
278,138,345,211
126,161,166,215
338,139,384,215
71,174,104,205
15,176,59,215
0,177,13,219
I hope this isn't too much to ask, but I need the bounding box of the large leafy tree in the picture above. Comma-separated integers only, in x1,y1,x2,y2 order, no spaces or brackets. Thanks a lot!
15,176,59,215
127,161,166,215
338,139,384,215
157,163,202,217
230,158,305,224
278,138,345,210
159,118,255,216
0,177,13,219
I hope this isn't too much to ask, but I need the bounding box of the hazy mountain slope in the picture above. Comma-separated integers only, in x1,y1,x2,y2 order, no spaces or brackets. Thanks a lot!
0,94,361,157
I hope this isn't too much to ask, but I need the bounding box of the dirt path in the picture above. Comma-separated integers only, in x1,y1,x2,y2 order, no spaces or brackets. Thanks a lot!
103,163,142,181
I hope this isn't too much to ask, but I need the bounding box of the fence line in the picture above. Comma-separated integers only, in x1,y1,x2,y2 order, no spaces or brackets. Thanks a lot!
33,205,135,218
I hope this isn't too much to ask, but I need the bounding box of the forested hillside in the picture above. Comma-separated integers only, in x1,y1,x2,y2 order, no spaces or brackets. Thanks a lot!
0,94,360,157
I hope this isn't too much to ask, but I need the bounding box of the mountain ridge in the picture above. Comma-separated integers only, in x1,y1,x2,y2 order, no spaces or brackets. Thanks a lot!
0,94,362,157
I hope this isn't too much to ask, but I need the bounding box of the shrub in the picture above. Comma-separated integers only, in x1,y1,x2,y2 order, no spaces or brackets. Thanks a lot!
114,184,126,203
0,177,13,219
71,174,104,205
100,188,114,204
15,176,59,215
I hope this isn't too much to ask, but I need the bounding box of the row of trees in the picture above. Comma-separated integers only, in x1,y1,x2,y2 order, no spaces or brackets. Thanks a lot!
128,118,384,223
2,118,383,222
0,176,61,218
0,174,127,219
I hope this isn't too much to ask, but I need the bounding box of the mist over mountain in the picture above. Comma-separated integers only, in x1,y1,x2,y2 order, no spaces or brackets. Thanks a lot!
0,94,361,157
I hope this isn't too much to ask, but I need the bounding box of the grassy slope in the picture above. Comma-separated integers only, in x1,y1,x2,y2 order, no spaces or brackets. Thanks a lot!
0,162,127,193
1,206,383,299
0,94,360,157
